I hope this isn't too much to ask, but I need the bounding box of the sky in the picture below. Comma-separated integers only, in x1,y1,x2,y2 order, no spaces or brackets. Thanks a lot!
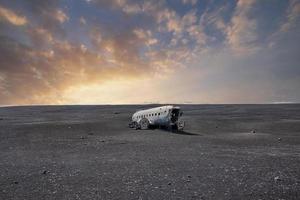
0,0,299,105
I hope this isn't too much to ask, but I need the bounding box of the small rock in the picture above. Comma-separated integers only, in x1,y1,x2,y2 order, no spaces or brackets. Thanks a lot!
42,170,48,175
80,136,86,139
68,126,71,129
88,132,94,135
251,130,256,133
114,112,120,114
215,126,218,128
101,140,105,143
274,176,281,182
167,182,172,185
14,181,18,184
278,138,282,141
187,175,192,178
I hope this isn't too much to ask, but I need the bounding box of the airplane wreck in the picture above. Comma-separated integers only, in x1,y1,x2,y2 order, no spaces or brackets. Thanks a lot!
129,105,185,131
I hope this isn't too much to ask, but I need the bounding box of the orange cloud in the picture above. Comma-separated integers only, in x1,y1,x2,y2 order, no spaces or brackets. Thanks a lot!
0,6,27,26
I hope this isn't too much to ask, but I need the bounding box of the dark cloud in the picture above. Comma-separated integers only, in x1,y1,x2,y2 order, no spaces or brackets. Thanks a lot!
0,36,51,104
25,0,67,39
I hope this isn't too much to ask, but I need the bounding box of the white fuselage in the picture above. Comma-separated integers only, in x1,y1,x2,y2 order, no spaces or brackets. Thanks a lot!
132,105,181,126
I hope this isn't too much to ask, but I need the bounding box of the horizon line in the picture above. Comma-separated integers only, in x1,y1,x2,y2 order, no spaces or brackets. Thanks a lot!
1,102,299,108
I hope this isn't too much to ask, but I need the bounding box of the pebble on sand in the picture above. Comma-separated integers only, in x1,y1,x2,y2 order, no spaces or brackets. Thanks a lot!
274,176,281,182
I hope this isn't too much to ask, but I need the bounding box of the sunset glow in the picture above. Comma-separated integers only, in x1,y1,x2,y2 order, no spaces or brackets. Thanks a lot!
0,0,300,105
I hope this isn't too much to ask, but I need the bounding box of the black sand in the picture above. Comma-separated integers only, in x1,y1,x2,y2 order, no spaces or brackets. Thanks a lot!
0,104,300,199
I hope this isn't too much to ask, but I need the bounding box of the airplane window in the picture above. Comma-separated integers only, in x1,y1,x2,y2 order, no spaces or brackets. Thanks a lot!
158,113,160,115
155,113,157,116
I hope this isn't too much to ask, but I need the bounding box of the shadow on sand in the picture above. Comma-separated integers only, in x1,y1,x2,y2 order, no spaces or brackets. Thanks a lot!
171,130,201,136
145,125,200,136
156,128,200,136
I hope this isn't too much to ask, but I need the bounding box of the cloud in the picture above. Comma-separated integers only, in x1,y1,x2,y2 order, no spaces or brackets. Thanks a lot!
79,16,87,25
27,27,54,47
122,3,143,14
279,0,300,33
182,0,197,6
0,0,186,104
133,29,158,46
200,4,228,32
225,0,259,55
0,5,27,25
0,34,146,104
0,0,299,105
85,0,127,10
25,0,67,37
53,9,69,23
267,0,300,49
